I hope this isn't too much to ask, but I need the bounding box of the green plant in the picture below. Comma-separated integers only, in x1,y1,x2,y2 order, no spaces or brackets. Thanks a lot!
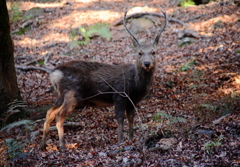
199,103,217,112
204,137,225,154
150,111,186,137
180,0,196,7
4,138,27,161
0,109,34,164
37,60,45,65
68,22,111,49
23,14,33,21
218,92,240,115
12,26,31,35
195,102,217,122
0,120,35,133
189,70,208,89
180,58,197,71
236,50,240,53
9,2,23,23
153,110,186,124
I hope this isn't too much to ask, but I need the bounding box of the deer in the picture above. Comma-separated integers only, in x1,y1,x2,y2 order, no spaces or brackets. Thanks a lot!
40,9,167,150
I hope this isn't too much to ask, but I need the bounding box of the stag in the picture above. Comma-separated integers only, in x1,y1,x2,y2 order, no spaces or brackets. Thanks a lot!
40,9,167,150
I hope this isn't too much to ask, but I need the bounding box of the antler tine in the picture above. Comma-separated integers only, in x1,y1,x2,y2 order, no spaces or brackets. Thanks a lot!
123,9,140,47
152,8,167,46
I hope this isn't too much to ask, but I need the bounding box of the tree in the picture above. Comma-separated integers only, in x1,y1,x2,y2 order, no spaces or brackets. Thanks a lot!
0,0,21,120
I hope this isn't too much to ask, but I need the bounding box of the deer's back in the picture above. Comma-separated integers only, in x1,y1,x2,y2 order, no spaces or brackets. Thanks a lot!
51,61,145,107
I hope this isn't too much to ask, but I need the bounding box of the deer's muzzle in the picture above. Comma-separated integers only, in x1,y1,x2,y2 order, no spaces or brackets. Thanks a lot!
144,62,151,68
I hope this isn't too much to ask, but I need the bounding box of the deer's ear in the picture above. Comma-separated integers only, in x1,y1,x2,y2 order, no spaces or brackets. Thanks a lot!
131,38,139,48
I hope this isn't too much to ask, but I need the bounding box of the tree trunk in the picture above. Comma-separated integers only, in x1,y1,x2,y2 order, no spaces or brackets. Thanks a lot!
0,0,21,116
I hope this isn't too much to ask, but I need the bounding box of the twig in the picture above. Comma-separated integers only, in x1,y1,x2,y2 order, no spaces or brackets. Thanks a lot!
100,77,127,98
81,76,144,126
113,12,189,27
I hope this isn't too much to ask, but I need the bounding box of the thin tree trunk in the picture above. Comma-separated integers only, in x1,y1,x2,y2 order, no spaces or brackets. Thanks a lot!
0,0,21,116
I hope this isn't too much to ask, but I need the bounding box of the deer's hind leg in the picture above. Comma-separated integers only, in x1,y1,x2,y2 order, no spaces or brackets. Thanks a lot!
40,103,61,150
56,90,77,150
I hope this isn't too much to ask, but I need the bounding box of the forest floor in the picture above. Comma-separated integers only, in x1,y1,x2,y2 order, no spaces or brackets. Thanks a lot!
1,0,240,166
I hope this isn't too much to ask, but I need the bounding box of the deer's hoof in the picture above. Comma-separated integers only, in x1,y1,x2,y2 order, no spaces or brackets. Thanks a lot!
39,143,47,150
59,143,66,151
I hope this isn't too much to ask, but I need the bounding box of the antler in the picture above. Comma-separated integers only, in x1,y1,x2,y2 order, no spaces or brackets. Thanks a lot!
123,9,140,47
152,8,167,46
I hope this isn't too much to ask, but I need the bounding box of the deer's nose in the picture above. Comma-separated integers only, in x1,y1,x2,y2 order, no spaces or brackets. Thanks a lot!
144,62,151,68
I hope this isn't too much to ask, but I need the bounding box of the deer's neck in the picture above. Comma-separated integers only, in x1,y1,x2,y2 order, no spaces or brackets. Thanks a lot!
134,65,155,94
135,65,155,81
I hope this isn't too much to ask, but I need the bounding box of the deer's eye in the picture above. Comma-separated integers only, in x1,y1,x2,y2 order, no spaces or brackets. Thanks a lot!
139,52,143,56
152,51,156,55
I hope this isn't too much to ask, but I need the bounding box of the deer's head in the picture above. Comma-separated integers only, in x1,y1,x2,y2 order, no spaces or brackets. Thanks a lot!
123,9,167,72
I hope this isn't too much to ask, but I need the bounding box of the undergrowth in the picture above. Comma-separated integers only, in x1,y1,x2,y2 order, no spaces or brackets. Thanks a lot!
68,22,111,49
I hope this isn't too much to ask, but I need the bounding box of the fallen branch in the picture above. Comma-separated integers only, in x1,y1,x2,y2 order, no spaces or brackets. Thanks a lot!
113,12,189,27
15,65,52,73
212,114,230,125
184,14,206,22
21,52,53,66
15,52,53,73
31,122,82,141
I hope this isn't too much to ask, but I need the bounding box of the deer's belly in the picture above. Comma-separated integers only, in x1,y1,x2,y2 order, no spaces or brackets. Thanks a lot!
80,99,113,107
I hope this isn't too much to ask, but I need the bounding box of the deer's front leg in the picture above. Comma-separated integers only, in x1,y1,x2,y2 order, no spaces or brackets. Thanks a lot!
115,101,126,144
117,117,124,144
126,106,135,140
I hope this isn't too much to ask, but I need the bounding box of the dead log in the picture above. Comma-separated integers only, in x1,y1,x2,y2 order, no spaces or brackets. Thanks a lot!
113,12,189,27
